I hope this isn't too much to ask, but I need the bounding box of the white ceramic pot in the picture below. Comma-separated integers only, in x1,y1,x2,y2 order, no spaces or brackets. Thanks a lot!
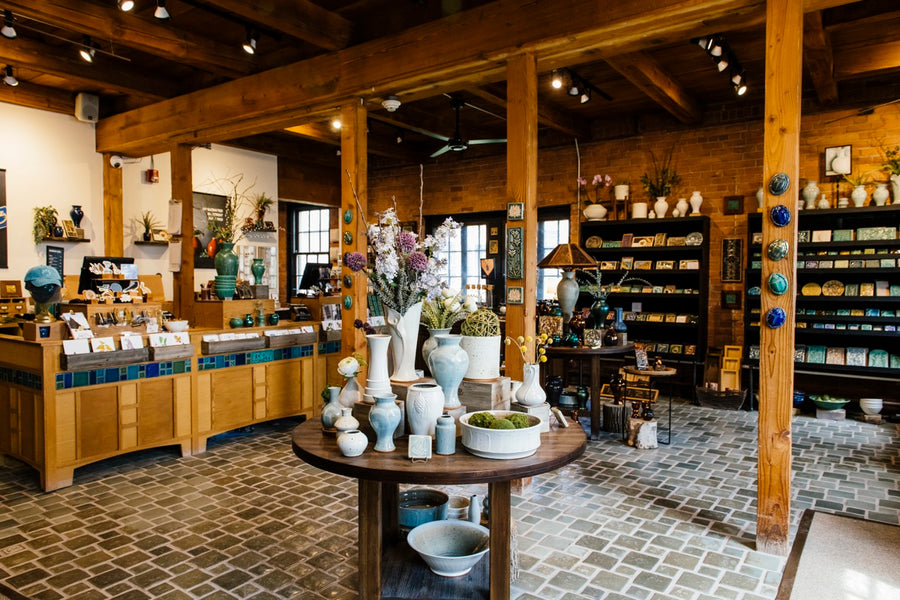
816,194,830,210
614,185,629,200
459,410,542,459
872,184,889,206
858,398,883,415
336,429,368,457
632,202,648,219
515,363,546,407
851,185,867,207
334,407,360,433
406,382,445,436
459,335,501,380
689,191,703,215
583,204,607,221
653,196,669,218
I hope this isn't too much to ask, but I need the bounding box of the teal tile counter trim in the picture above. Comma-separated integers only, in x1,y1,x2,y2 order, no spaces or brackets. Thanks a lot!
55,359,192,390
0,366,43,391
197,344,314,371
319,341,341,355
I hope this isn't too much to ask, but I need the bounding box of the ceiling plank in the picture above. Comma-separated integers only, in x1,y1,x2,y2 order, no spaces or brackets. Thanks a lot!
4,0,255,78
802,12,839,104
0,80,73,115
283,123,421,161
463,87,590,139
96,0,861,156
834,39,900,79
0,35,179,100
203,0,353,51
605,51,701,124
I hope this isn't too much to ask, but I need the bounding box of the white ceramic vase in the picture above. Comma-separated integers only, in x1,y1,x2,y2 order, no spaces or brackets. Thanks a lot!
333,407,360,433
675,198,689,217
891,174,900,206
653,196,669,218
406,382,445,436
756,186,765,210
459,335,501,380
632,202,648,219
428,334,469,409
336,429,367,457
816,194,830,210
583,203,607,221
515,363,546,407
689,191,703,215
338,376,360,408
364,334,392,402
321,386,343,430
422,328,451,373
851,185,867,207
872,184,889,206
802,181,820,209
387,301,423,382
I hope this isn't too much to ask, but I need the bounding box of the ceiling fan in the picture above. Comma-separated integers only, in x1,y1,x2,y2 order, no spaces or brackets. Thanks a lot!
426,96,506,158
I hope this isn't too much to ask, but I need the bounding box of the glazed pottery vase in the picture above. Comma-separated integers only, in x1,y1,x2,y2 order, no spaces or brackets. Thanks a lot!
675,198,690,217
334,407,359,434
435,413,456,455
583,203,607,221
214,242,239,277
817,194,830,210
515,363,546,407
689,191,703,215
459,335,501,380
891,174,900,206
70,205,84,228
250,258,266,285
229,317,243,328
364,334,392,403
872,184,889,206
631,202,648,219
321,386,343,430
588,297,610,329
338,375,361,408
756,186,765,210
142,230,152,242
406,382,445,436
428,334,469,409
370,393,401,452
268,313,279,325
336,429,367,457
545,375,564,406
468,494,483,524
206,237,218,259
422,328,451,372
851,185,867,207
243,313,255,327
386,301,423,382
613,307,628,345
802,181,820,209
653,196,669,218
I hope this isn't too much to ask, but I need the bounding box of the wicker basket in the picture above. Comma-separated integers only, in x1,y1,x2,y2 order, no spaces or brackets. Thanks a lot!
695,386,747,410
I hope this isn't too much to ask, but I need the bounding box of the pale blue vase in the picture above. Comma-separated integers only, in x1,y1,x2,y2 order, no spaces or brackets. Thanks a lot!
427,334,469,409
421,327,451,373
321,386,343,430
369,393,401,452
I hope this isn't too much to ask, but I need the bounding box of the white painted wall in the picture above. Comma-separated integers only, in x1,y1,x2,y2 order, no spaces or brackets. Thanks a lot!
0,101,278,303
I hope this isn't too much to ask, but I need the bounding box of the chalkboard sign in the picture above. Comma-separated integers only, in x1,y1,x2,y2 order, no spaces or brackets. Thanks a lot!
46,245,64,280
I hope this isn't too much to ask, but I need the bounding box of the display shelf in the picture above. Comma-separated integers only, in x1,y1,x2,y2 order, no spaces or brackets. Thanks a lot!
135,240,169,246
41,236,91,243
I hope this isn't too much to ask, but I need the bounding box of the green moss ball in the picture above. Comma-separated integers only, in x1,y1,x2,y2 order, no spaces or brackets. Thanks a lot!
507,413,532,429
490,418,516,430
468,412,496,429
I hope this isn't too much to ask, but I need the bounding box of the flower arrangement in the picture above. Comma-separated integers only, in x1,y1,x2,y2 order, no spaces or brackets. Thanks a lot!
639,148,681,199
577,173,613,204
421,288,477,329
344,207,460,315
842,170,873,187
504,334,549,364
337,353,367,380
880,145,900,176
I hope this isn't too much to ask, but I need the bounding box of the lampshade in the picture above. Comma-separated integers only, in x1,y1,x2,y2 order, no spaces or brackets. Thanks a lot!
537,243,596,270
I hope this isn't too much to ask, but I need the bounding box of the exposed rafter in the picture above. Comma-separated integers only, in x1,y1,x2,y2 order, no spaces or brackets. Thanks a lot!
283,122,422,162
803,11,839,104
605,51,701,124
0,79,73,114
463,86,590,139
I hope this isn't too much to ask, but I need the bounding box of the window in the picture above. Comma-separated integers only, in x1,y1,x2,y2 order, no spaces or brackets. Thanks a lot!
288,206,332,293
439,223,487,298
537,216,570,301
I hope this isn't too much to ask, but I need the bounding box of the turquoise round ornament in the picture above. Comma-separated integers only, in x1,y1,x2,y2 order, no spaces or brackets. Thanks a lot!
767,273,789,296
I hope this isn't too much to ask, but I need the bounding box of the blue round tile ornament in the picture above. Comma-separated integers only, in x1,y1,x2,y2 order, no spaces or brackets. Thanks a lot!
343,209,353,224
343,231,353,244
767,239,789,261
767,273,789,296
770,204,792,227
343,295,353,309
748,286,761,296
765,307,787,329
768,172,790,196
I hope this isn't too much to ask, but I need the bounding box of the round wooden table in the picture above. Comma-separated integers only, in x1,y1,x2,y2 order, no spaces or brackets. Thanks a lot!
292,418,587,600
543,343,634,439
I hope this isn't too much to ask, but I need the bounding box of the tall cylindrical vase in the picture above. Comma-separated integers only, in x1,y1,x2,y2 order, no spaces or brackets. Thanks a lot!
364,334,392,403
427,334,469,409
406,382,445,436
422,328,451,373
515,363,546,407
214,242,239,276
369,393,401,452
387,301,423,382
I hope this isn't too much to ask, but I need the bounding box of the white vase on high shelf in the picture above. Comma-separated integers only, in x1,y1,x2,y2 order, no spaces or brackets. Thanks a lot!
653,197,669,218
689,191,703,215
802,181,819,209
891,174,900,206
850,185,867,207
583,203,607,221
872,184,889,206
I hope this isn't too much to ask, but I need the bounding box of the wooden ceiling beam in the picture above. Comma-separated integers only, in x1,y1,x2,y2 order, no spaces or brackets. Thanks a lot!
283,122,422,162
0,80,73,115
463,87,590,140
830,13,900,79
3,0,255,77
0,36,179,100
202,0,353,51
96,0,861,156
605,51,702,124
224,133,339,168
802,12,839,104
834,39,900,79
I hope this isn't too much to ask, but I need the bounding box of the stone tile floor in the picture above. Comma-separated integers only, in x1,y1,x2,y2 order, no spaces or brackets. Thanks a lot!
0,401,897,600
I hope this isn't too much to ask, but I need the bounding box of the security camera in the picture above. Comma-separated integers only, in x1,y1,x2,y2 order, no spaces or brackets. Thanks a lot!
110,155,124,168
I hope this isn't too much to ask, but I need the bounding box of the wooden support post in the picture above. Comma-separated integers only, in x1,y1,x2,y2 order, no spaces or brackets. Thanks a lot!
488,480,512,600
341,100,368,368
171,144,195,322
758,0,802,556
358,479,381,600
102,153,124,257
504,53,538,380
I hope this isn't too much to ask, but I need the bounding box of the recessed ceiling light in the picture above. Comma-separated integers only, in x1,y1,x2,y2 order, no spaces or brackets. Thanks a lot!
118,0,135,12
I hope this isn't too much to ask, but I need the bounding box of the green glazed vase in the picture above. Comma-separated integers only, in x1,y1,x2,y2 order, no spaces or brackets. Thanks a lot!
214,242,239,277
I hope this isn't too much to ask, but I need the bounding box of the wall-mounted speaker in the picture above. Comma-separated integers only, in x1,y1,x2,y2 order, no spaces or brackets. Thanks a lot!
74,93,100,123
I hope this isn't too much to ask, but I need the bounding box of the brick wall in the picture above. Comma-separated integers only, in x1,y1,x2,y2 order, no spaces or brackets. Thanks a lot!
367,105,900,351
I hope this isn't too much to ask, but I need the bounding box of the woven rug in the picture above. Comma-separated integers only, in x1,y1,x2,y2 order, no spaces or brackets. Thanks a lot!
777,510,900,600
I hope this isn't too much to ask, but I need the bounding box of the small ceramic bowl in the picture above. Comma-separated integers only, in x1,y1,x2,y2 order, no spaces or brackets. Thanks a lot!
406,519,490,577
398,488,449,529
809,395,850,411
446,495,470,520
164,320,189,332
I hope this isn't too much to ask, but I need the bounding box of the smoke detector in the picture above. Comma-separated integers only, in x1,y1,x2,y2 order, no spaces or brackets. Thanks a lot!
382,95,401,112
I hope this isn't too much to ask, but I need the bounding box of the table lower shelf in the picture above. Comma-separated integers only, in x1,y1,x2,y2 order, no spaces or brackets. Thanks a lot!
382,539,489,600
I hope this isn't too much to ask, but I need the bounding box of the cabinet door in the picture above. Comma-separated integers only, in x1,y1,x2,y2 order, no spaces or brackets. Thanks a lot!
138,379,176,446
210,369,253,431
78,387,119,459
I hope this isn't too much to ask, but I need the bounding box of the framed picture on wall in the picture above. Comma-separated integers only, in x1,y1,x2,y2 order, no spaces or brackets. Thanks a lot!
721,238,743,282
825,145,851,177
507,286,523,304
506,226,524,279
723,195,744,215
62,219,78,238
507,202,524,221
721,290,742,309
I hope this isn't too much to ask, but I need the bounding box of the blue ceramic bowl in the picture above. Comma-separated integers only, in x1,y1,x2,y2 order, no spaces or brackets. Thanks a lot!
407,519,490,577
398,488,449,529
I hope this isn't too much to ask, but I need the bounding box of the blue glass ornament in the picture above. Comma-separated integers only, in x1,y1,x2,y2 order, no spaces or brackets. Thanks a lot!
770,204,792,227
767,273,789,296
767,239,789,261
765,307,787,329
768,172,790,196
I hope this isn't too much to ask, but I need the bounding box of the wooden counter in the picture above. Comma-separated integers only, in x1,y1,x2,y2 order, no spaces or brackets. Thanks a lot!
0,322,323,492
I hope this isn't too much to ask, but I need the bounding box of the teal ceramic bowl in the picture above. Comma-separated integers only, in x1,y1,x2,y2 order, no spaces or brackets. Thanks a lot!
809,395,850,411
398,488,448,529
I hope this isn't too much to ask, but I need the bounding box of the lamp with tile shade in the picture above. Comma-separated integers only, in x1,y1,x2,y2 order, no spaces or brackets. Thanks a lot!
537,243,596,324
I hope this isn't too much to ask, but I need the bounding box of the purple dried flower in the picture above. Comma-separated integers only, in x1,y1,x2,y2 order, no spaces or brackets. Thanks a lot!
398,231,416,253
344,251,366,272
407,251,427,272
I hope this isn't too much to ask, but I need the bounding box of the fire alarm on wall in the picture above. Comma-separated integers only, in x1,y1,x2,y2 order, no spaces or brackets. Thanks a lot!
144,155,159,184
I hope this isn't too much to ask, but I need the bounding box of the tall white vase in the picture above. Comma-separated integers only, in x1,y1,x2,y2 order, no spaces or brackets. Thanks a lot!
872,184,889,206
387,301,423,382
689,191,703,215
675,198,689,217
364,334,392,403
802,181,820,209
515,363,546,407
653,196,669,218
851,185,867,207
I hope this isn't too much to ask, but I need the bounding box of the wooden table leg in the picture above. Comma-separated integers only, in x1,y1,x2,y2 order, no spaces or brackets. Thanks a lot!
382,481,400,546
590,356,602,439
488,480,511,600
359,479,382,600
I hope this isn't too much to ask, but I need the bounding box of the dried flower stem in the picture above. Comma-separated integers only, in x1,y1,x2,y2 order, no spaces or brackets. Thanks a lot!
343,169,369,229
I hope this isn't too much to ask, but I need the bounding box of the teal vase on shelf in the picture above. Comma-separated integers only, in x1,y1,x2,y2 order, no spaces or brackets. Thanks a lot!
214,242,239,276
250,258,266,285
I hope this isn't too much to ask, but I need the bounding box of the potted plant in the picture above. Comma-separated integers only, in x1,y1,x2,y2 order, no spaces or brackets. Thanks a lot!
578,173,612,220
639,148,681,217
458,307,501,380
139,210,160,241
251,193,275,229
32,206,58,243
881,145,900,204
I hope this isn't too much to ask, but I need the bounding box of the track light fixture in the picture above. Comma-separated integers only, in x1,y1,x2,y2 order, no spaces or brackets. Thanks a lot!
731,71,748,96
1,10,16,39
551,67,612,104
118,0,135,12
242,28,258,54
154,0,170,20
79,35,96,63
691,35,748,96
3,65,18,87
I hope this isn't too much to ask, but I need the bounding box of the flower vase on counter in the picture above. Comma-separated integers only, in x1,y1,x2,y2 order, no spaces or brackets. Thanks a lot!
369,393,401,452
364,334,392,403
386,301,423,382
428,334,469,409
514,363,546,407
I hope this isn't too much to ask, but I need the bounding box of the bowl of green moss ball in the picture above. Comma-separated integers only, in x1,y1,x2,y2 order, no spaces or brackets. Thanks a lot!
459,410,543,459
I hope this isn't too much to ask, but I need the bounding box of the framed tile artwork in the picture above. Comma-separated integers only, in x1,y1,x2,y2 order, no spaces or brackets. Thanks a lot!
507,286,523,304
507,202,524,221
506,226,523,279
